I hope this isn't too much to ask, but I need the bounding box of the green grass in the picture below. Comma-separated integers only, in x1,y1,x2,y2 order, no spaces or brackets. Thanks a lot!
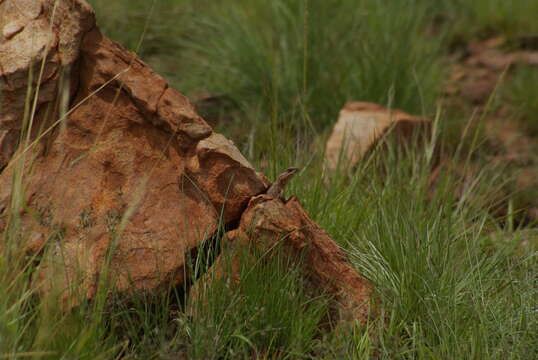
2,0,538,359
88,0,197,83
504,66,538,137
177,0,445,156
183,245,330,359
310,142,537,359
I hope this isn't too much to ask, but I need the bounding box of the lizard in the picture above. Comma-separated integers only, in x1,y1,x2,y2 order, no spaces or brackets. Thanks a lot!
266,167,300,200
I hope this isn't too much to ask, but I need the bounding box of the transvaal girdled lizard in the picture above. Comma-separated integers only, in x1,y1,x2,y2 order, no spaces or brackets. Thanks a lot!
266,167,300,200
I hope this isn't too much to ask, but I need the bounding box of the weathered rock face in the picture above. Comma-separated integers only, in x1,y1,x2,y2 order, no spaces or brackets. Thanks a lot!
0,0,267,304
0,130,17,169
324,102,428,172
0,0,95,169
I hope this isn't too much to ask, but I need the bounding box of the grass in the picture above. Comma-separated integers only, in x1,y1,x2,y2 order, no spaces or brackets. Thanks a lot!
456,0,538,41
504,66,538,137
92,0,446,159
183,245,329,359
177,0,445,158
88,0,199,84
1,0,537,358
324,144,536,359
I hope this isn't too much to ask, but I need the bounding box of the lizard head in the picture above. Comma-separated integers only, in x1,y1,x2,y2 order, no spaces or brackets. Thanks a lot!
266,167,301,198
285,167,300,173
282,167,300,176
277,167,300,182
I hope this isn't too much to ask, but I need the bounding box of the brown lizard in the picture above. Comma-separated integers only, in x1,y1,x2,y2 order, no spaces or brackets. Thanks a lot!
266,167,300,200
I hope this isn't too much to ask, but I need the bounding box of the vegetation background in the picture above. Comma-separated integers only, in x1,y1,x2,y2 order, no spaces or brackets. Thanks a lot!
1,0,537,359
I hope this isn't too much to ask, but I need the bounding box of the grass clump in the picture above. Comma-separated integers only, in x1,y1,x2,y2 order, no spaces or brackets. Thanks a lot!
182,246,329,359
179,0,443,149
88,0,197,84
287,128,537,359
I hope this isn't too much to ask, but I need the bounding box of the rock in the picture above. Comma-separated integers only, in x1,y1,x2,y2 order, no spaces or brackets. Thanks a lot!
0,0,372,322
0,0,266,305
445,37,538,106
187,133,269,224
0,0,94,168
324,102,428,172
3,19,27,40
191,195,373,324
0,130,18,170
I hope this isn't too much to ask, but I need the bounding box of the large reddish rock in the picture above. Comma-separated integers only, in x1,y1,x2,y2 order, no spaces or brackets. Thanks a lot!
0,0,267,304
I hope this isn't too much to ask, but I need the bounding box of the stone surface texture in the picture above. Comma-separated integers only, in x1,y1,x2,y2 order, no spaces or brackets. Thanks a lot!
324,102,428,172
0,0,266,304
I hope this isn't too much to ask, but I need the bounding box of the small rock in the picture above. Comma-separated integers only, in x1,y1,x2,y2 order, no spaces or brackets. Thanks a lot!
324,102,428,172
